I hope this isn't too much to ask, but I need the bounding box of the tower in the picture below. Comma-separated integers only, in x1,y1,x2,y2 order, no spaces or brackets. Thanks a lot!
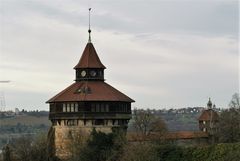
46,13,134,160
198,98,219,135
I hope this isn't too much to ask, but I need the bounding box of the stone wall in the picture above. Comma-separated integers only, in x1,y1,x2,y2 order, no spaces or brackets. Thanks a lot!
48,122,114,161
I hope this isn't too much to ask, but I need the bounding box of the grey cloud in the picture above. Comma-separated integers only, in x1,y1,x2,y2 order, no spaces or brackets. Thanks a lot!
0,0,238,110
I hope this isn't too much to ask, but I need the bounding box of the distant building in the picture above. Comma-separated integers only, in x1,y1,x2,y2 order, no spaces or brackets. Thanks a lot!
15,108,20,115
46,28,134,160
198,98,219,135
128,98,220,146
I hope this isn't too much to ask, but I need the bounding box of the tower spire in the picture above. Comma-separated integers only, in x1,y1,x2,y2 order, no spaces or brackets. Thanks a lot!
88,8,92,43
207,97,212,109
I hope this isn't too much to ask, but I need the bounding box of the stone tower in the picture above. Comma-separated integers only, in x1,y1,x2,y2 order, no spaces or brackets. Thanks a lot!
46,29,134,160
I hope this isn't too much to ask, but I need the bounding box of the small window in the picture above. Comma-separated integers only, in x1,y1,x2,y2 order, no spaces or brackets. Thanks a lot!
75,103,78,112
75,86,91,94
75,103,78,108
106,104,109,112
71,103,74,112
96,104,100,112
91,103,95,112
63,104,66,112
67,104,70,112
101,104,105,112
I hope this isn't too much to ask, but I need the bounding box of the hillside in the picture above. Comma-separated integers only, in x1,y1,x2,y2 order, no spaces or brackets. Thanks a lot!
0,115,50,126
0,113,51,149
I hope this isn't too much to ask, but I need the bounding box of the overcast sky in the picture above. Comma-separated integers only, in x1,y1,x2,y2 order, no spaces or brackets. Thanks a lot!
0,0,239,111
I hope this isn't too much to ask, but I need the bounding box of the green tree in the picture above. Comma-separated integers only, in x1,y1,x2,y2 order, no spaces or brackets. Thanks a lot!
75,129,126,161
119,143,160,161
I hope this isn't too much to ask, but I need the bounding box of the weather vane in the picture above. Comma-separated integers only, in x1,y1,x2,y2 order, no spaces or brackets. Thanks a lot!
88,8,92,43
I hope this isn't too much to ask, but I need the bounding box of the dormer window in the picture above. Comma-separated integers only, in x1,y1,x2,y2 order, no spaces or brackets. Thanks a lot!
75,86,91,94
90,70,97,77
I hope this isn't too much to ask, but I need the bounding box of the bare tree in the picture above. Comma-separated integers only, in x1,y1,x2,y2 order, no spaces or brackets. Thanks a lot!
217,93,240,143
132,109,167,141
229,93,240,109
218,108,240,143
12,136,32,161
7,134,48,161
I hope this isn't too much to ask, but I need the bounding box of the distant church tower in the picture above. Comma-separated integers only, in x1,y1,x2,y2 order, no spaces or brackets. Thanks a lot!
198,98,219,135
46,11,134,160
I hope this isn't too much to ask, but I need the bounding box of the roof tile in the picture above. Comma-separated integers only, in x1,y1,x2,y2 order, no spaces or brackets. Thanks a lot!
198,109,219,121
47,81,134,103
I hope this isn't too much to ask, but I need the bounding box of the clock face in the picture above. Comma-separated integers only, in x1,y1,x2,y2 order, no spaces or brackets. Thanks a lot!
81,70,86,77
90,70,97,77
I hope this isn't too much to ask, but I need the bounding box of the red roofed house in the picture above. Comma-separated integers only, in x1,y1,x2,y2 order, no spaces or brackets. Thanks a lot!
47,29,134,160
198,98,219,135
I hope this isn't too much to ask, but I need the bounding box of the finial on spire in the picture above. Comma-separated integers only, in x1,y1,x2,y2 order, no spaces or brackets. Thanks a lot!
88,8,92,43
207,97,213,109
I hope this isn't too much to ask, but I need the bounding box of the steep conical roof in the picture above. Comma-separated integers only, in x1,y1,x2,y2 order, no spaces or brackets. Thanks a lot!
74,43,106,69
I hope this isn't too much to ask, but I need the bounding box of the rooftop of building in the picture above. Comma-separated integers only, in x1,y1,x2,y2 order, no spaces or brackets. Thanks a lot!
47,81,134,103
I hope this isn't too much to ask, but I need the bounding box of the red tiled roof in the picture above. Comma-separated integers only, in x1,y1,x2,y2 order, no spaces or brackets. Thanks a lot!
127,131,208,141
74,43,106,69
198,109,219,121
46,81,134,103
165,131,208,140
